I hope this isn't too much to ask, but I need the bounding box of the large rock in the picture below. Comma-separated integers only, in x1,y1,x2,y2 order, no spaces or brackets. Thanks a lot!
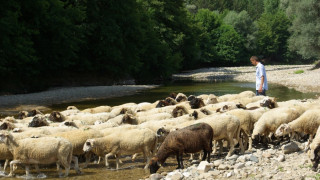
218,164,229,170
227,154,239,161
237,155,247,163
249,155,259,163
277,155,285,162
168,172,183,180
197,161,212,173
282,141,301,154
234,163,245,169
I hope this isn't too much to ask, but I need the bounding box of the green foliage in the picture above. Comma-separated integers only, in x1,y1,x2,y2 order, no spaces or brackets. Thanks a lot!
223,10,257,51
213,25,247,65
255,10,291,62
294,70,304,74
282,0,320,60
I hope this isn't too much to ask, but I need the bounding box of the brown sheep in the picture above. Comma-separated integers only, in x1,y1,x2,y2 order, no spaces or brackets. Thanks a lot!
149,123,213,174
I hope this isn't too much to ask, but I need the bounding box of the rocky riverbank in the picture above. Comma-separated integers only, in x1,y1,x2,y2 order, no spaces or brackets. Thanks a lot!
148,141,319,180
172,64,320,94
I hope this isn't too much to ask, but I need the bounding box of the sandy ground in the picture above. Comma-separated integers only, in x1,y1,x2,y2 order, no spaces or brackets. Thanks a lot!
0,85,157,114
173,64,320,93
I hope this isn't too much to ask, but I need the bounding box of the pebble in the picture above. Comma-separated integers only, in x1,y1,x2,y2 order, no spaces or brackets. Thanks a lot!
213,160,223,167
278,155,285,162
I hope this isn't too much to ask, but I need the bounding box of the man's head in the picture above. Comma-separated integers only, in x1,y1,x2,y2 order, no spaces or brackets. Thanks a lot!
250,56,260,66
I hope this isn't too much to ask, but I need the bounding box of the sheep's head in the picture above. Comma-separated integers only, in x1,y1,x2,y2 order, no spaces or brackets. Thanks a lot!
236,103,246,109
275,124,290,137
122,114,136,124
67,106,78,110
190,110,198,120
83,139,95,152
260,98,277,109
189,98,205,109
172,106,188,118
206,95,218,105
156,127,170,138
18,111,28,119
61,121,78,128
28,115,49,127
0,131,10,144
49,111,64,122
216,105,229,113
309,144,320,172
149,157,161,174
175,94,187,102
156,100,169,108
187,95,196,102
200,108,210,115
0,122,15,131
165,97,177,105
170,93,177,99
27,109,42,117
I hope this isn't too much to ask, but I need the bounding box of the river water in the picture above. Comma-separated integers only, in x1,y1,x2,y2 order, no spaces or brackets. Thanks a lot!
1,81,318,179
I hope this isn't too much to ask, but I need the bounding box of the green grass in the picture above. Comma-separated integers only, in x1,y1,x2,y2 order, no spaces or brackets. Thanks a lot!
314,173,320,180
278,166,284,172
294,70,304,74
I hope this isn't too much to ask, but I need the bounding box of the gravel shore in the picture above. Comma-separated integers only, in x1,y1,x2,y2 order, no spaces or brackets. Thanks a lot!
0,85,157,113
173,64,320,93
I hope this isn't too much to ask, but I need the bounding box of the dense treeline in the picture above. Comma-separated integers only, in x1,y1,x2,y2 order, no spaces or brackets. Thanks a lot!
0,0,319,93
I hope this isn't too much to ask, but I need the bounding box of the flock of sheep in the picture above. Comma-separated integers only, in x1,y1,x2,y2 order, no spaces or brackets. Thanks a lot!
1,90,320,177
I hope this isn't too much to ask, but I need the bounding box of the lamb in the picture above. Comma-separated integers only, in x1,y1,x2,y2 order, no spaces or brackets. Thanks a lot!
0,131,74,177
149,123,213,174
275,108,320,148
83,128,157,169
252,105,307,141
82,106,112,114
309,126,320,171
195,114,243,157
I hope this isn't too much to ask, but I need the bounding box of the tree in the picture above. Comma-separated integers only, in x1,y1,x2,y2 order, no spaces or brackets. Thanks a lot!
223,10,257,51
194,9,222,65
213,25,247,65
255,10,291,62
281,0,320,60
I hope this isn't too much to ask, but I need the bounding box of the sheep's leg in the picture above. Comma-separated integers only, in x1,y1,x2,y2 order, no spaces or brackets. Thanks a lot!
115,154,121,170
238,135,245,154
3,159,9,172
306,135,314,151
248,136,253,151
35,164,40,174
189,153,194,160
83,152,92,168
25,165,30,177
201,150,207,161
179,153,184,169
57,163,63,177
8,160,20,177
226,137,235,158
176,153,181,169
105,153,114,167
132,153,138,162
242,132,249,150
218,140,223,155
72,156,82,174
212,140,217,155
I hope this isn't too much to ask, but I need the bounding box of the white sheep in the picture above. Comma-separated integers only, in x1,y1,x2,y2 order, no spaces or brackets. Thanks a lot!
0,131,74,177
205,94,218,105
175,93,188,102
195,113,243,157
217,91,255,102
252,105,307,141
83,128,157,169
275,108,320,148
82,105,112,114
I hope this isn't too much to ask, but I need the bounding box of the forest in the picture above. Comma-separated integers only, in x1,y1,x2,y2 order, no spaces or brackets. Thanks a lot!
1,0,320,93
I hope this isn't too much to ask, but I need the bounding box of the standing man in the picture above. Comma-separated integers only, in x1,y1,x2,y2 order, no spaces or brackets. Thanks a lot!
250,56,268,96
